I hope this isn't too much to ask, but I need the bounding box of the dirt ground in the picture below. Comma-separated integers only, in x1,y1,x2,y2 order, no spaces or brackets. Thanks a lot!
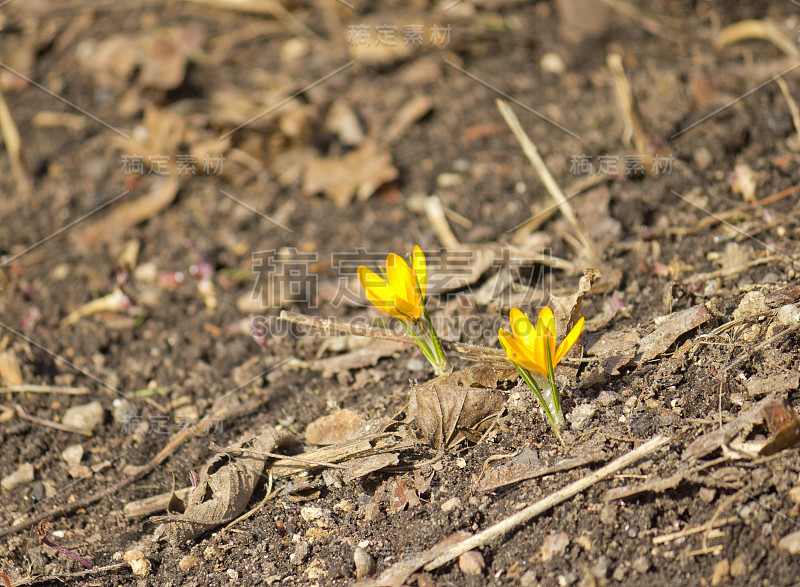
2,0,800,585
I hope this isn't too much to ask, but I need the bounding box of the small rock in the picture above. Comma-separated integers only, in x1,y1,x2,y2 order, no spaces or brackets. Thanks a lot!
204,546,220,559
353,547,375,579
597,391,621,407
729,554,746,577
540,52,566,75
775,303,800,326
300,506,324,522
777,529,800,554
631,555,649,574
540,532,570,562
698,487,716,503
520,570,538,587
293,540,310,565
226,568,239,581
693,147,713,171
62,401,104,432
436,173,462,188
441,497,462,512
123,550,151,576
711,557,730,585
178,556,200,571
612,564,626,581
2,462,34,490
406,357,425,372
363,502,381,521
112,398,137,425
458,550,485,575
590,556,609,579
61,444,84,466
599,503,616,525
567,403,596,431
789,486,800,505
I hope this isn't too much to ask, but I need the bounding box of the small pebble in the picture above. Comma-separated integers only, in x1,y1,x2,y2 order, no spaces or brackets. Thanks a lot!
293,540,310,565
112,398,137,424
540,52,566,75
711,558,729,585
178,556,200,571
599,503,616,525
597,391,621,407
632,555,649,574
441,497,462,512
227,569,239,581
567,403,596,431
520,570,538,587
61,444,84,465
406,357,425,372
729,554,746,577
123,551,151,576
693,147,713,171
540,532,570,562
775,304,800,326
300,506,324,522
353,547,375,579
62,401,104,432
458,550,485,575
2,462,34,490
777,529,800,554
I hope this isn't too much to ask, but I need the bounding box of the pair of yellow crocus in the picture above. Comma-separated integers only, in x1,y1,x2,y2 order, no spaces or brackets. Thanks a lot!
357,246,583,380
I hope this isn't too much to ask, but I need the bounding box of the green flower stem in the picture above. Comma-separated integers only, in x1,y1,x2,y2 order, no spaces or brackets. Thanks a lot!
400,321,438,371
422,304,451,376
544,338,564,425
514,364,565,445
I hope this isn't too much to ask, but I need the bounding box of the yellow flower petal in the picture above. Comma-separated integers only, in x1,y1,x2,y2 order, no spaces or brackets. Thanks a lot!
359,266,401,319
499,328,548,376
536,306,557,366
385,254,415,305
412,245,426,301
509,308,535,340
555,317,584,364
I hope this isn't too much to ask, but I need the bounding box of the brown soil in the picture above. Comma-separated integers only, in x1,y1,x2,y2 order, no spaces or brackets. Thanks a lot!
1,1,800,586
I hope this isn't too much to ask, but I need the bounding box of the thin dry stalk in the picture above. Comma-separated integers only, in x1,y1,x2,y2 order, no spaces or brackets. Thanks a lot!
0,384,90,395
495,99,598,266
8,404,93,437
606,53,668,176
775,77,800,142
0,85,32,198
717,19,800,58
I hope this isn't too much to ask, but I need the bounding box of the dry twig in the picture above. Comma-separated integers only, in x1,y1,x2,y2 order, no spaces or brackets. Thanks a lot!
496,99,598,266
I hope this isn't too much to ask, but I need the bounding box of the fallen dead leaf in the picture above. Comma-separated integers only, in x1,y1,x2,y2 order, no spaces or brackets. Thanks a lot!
637,304,711,362
305,409,365,445
408,364,512,450
302,140,398,207
152,428,293,545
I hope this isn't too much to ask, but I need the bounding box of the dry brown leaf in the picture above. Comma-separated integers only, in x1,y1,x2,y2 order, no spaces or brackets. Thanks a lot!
683,394,799,461
77,25,205,92
343,453,400,483
77,178,181,244
305,410,365,445
302,140,398,207
637,304,711,362
408,364,513,450
152,428,292,545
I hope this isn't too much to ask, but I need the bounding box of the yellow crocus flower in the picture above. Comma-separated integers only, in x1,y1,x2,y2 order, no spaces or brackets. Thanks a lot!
358,245,427,323
498,307,584,377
